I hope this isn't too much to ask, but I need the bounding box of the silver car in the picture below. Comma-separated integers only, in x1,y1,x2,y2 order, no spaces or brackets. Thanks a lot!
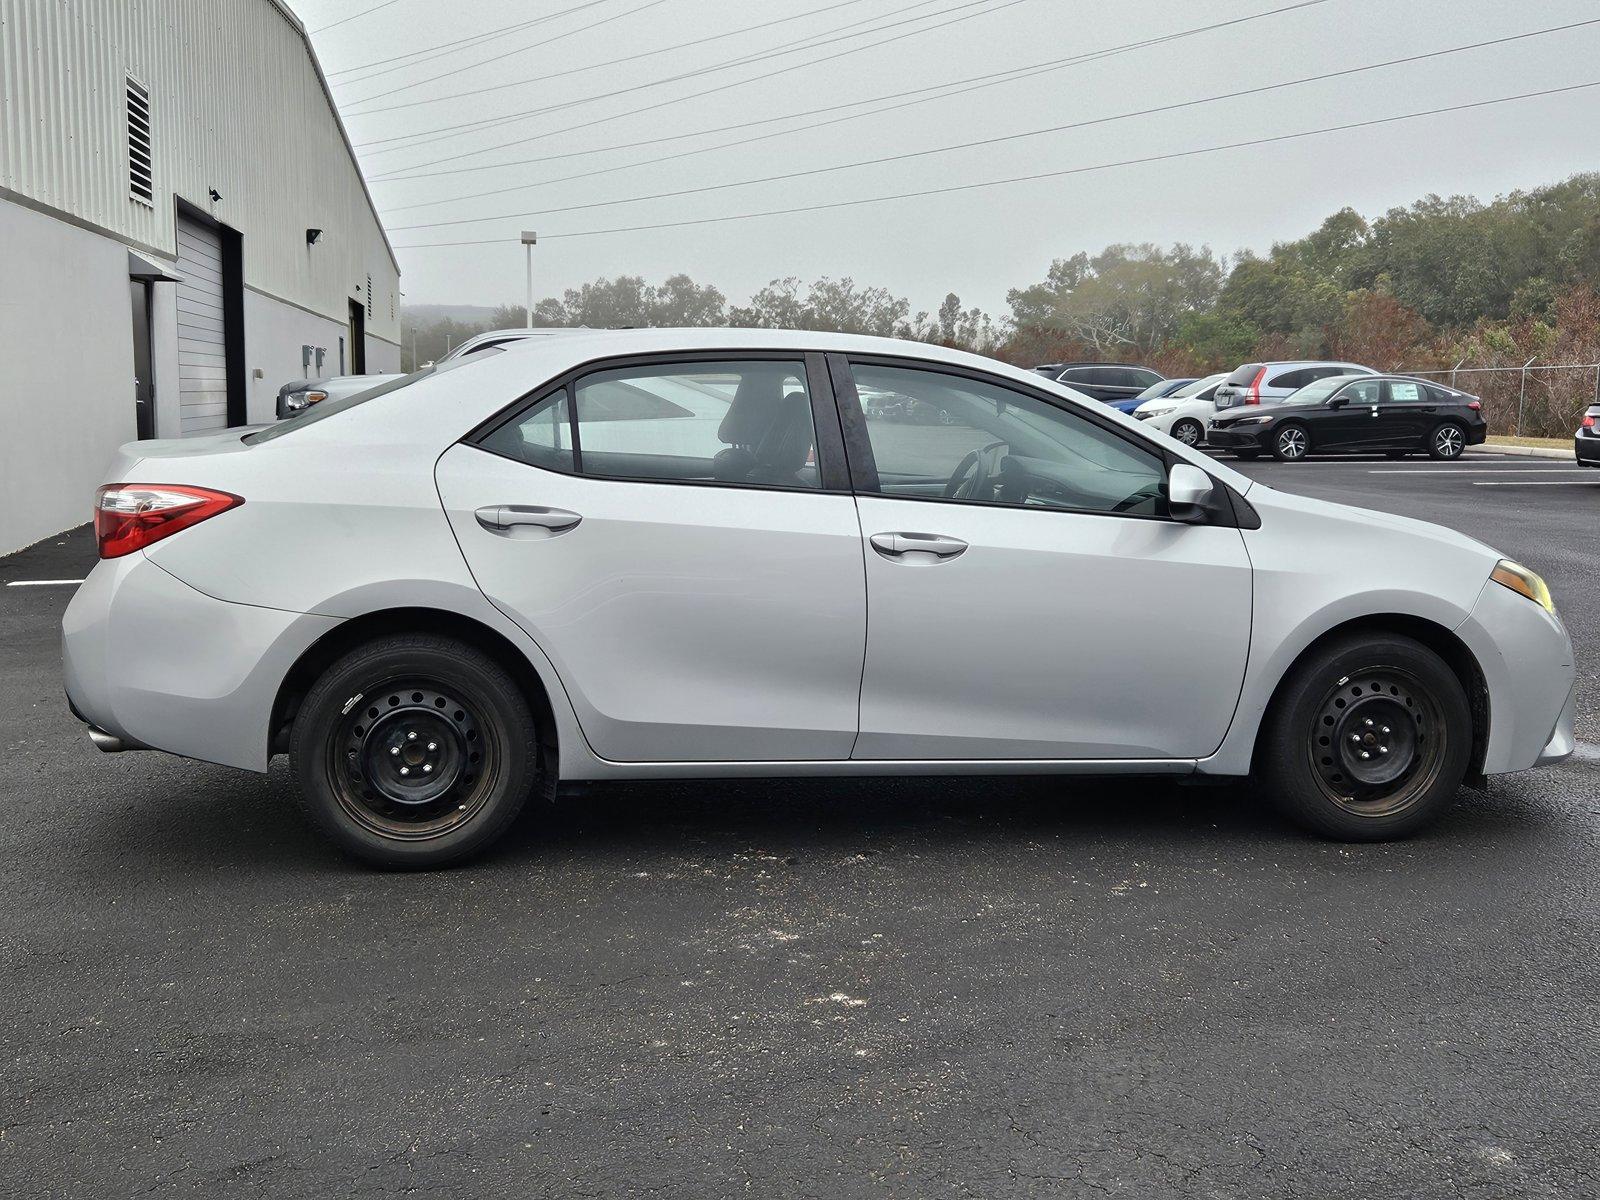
64,330,1575,867
1213,360,1375,412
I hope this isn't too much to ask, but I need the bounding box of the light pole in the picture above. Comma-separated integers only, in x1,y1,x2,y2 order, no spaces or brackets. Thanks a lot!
521,230,537,329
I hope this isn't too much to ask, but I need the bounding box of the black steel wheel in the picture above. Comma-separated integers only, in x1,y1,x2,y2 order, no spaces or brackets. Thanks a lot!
290,634,539,868
1171,418,1204,447
1257,632,1471,840
1428,422,1467,459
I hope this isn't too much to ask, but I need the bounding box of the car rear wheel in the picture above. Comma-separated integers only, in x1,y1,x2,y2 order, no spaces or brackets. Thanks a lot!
1272,424,1310,461
1171,418,1204,447
289,634,539,868
1256,633,1470,840
1428,422,1467,460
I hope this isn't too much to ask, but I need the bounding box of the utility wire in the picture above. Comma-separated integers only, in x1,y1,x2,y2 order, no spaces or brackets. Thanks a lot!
358,0,1000,149
386,17,1600,227
390,80,1600,248
326,0,616,83
345,0,895,113
308,0,406,36
364,0,1329,177
374,0,1339,189
342,0,670,108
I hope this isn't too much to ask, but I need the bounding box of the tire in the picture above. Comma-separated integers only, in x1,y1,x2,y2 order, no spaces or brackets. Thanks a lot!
1256,633,1471,841
289,634,539,868
1171,418,1204,448
1271,423,1310,461
1428,422,1467,460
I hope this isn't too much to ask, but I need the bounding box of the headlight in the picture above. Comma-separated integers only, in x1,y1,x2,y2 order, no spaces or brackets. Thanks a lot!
1232,415,1274,426
1141,406,1175,418
1491,559,1555,614
283,389,327,412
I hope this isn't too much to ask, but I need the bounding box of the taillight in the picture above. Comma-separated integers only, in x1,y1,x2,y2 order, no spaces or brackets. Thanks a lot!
1468,400,1482,411
1583,414,1596,429
1247,366,1267,404
94,484,242,559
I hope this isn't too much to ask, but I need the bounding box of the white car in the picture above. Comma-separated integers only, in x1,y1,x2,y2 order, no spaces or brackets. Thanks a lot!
1132,373,1228,446
64,329,1575,867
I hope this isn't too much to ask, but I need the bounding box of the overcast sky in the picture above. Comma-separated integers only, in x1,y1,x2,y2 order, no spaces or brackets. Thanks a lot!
295,0,1600,317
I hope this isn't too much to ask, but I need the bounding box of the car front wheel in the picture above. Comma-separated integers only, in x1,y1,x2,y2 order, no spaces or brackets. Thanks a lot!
1272,424,1310,461
1171,418,1204,447
1257,633,1471,840
1428,422,1467,460
289,634,539,868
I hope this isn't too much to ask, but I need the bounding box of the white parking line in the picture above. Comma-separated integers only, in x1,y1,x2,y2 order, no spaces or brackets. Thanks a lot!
1371,468,1594,475
5,579,84,587
1471,480,1600,486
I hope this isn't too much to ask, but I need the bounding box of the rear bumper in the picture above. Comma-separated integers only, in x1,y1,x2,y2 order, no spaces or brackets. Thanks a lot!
62,552,341,772
1575,434,1600,465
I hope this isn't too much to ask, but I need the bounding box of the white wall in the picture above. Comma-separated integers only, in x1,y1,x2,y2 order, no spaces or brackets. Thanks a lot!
242,288,344,425
0,199,136,554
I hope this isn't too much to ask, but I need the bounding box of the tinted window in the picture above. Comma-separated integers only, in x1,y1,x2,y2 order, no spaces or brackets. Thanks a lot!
1340,378,1383,406
1224,363,1263,386
574,361,819,489
1172,374,1226,399
1127,368,1165,388
480,389,576,473
852,363,1168,518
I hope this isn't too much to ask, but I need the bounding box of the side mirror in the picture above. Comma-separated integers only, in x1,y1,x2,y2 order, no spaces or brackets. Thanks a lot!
1326,394,1348,409
1168,463,1216,524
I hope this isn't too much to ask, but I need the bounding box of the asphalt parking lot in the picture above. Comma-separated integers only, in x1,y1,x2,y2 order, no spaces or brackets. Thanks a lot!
3,451,1597,1198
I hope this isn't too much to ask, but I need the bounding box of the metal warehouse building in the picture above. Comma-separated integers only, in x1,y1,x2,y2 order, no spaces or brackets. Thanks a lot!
0,0,400,555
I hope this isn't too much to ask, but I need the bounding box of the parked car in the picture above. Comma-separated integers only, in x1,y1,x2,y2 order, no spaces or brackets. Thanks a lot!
1116,377,1197,415
1133,373,1229,446
276,327,586,419
1575,405,1600,467
65,329,1572,867
1208,374,1487,461
1032,363,1165,406
1213,360,1374,412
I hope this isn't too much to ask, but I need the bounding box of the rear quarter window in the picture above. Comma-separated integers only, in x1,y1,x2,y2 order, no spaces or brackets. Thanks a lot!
1224,363,1263,386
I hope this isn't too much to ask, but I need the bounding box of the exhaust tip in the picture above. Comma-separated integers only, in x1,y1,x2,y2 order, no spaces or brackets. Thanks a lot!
87,725,145,753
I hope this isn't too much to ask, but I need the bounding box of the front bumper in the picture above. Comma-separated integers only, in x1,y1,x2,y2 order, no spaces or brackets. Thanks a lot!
1206,423,1271,450
63,552,341,772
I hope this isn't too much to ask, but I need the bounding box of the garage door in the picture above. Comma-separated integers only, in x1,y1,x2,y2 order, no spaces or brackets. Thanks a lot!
175,216,228,436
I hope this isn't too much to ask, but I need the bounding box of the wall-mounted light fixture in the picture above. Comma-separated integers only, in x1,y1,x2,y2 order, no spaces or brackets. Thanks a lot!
306,228,322,246
208,188,222,202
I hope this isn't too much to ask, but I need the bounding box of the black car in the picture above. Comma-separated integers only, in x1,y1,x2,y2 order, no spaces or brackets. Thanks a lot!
1032,362,1164,405
1207,374,1487,462
1576,405,1600,467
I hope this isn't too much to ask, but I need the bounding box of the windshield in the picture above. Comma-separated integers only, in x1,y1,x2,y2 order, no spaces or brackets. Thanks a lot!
244,361,469,443
1171,374,1226,399
1133,379,1182,400
1282,376,1353,407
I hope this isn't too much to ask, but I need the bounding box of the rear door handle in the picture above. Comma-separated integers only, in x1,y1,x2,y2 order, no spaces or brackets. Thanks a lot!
475,505,582,534
869,532,967,560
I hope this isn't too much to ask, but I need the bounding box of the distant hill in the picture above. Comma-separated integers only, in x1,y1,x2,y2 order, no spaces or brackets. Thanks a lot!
401,304,498,326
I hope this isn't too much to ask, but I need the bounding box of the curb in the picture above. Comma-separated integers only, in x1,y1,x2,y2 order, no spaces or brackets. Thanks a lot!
1473,444,1574,460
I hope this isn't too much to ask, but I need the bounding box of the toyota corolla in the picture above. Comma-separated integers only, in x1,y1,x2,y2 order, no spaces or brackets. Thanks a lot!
63,330,1575,867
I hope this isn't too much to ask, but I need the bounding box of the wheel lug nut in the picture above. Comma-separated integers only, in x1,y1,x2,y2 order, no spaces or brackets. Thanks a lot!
1379,747,1388,755
422,764,432,773
390,746,400,756
1359,751,1370,760
1381,726,1391,735
1350,734,1361,743
1364,718,1374,727
427,742,437,752
407,731,418,741
399,767,410,776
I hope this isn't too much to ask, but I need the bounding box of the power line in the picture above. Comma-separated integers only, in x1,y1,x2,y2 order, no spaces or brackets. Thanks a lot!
358,0,999,152
374,0,1340,192
390,80,1600,248
345,0,893,114
325,0,616,82
362,0,1037,179
308,0,406,36
342,0,670,108
385,17,1600,228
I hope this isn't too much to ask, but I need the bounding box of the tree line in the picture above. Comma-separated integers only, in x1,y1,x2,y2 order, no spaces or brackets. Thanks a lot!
403,171,1600,436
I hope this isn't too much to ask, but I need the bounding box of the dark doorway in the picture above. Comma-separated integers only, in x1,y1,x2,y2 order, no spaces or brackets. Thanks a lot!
348,298,366,374
129,279,156,439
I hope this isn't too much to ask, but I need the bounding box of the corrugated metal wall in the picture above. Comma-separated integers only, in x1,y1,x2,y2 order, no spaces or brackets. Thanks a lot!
0,0,399,346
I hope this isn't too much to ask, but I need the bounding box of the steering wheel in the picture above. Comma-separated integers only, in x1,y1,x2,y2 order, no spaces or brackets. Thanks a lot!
944,441,1008,499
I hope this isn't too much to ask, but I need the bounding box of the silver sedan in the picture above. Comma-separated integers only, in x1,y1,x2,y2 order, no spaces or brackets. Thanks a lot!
64,330,1575,866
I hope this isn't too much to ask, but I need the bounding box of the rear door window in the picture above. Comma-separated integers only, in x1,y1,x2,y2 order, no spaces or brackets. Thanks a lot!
1386,380,1425,404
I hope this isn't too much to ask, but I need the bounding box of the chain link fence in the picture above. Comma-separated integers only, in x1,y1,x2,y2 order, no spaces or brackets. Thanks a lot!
1399,362,1600,438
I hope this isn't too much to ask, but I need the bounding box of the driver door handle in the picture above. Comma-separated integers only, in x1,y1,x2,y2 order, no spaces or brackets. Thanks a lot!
475,505,583,534
870,532,968,560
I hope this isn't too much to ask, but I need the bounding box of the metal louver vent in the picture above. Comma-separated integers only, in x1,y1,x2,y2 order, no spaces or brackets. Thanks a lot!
127,77,153,206
366,274,373,319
